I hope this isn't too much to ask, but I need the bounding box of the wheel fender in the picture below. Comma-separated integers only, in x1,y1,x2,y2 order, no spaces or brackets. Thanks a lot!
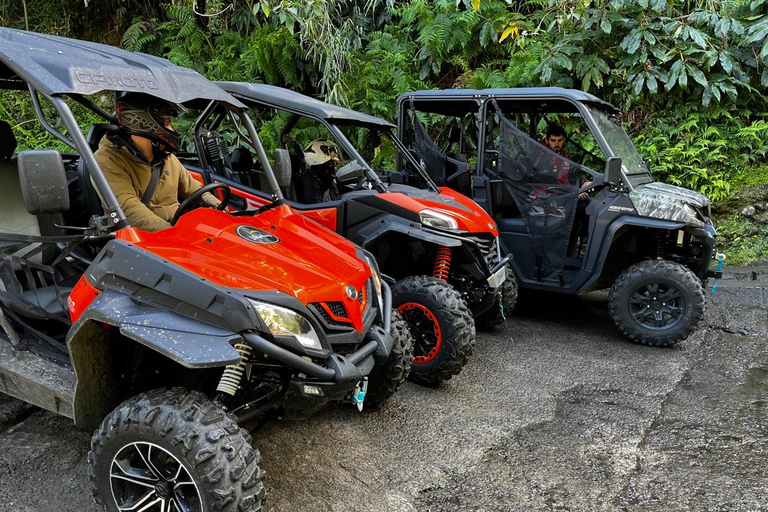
359,217,463,250
67,291,241,430
583,217,687,288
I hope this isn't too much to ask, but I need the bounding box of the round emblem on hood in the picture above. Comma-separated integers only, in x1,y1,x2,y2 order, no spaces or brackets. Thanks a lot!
236,225,280,244
345,285,358,300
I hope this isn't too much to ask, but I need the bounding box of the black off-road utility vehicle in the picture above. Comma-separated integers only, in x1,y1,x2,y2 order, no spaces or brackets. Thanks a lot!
184,82,517,385
0,28,411,512
398,88,720,346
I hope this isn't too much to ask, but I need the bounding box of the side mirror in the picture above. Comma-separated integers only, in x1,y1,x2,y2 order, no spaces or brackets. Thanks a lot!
273,148,292,189
18,150,70,214
603,156,623,187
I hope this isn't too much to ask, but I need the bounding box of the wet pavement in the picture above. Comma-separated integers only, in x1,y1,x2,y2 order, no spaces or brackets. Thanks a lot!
0,265,766,511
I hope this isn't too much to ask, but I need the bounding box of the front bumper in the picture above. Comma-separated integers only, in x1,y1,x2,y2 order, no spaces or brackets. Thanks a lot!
241,322,394,420
689,222,717,279
706,269,723,279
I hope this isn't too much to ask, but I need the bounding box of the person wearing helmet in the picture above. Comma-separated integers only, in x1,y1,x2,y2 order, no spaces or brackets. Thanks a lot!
94,92,220,232
296,139,341,204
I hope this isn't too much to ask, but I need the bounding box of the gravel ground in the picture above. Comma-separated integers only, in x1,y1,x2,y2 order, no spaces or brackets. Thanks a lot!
0,265,766,512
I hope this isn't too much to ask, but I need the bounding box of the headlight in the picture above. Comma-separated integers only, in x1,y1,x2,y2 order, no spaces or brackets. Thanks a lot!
419,209,458,230
364,253,384,309
249,300,322,351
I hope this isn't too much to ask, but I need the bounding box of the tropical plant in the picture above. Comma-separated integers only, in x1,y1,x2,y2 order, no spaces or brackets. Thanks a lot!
532,0,768,110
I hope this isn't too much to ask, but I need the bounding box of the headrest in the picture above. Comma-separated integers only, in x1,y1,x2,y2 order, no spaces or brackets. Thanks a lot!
273,148,293,189
0,121,17,160
230,147,254,174
86,124,118,151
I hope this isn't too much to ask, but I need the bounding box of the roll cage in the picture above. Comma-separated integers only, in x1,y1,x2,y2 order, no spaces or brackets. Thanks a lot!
396,88,654,195
217,82,441,195
0,28,290,235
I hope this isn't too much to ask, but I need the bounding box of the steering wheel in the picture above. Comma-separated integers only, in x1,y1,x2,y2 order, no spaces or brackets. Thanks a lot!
171,182,231,225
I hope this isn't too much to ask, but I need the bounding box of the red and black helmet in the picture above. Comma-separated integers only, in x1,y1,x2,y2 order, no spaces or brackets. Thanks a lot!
115,92,183,153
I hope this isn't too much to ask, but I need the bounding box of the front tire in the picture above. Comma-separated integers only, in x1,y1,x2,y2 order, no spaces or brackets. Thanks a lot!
609,260,705,346
392,275,475,386
365,310,414,408
89,388,266,512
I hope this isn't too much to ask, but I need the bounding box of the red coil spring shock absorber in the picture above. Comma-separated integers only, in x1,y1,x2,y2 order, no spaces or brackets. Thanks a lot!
433,246,452,281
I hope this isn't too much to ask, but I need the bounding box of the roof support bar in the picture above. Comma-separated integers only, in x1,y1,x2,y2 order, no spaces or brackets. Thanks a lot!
46,93,129,230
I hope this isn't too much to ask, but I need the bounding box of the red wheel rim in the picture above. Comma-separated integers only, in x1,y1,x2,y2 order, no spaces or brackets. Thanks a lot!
397,302,442,364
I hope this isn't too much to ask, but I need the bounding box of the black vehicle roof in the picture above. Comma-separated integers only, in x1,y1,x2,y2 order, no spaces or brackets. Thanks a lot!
0,28,245,108
398,87,619,116
218,82,395,128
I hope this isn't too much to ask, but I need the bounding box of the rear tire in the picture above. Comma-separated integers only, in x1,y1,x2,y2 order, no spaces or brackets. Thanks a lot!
609,260,705,346
89,388,266,512
365,310,414,408
392,275,475,386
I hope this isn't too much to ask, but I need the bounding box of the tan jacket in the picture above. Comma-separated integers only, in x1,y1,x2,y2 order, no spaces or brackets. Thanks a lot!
94,134,219,232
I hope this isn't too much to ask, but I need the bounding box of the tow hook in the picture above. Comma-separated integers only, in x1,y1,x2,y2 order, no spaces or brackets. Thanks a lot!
711,253,726,293
351,377,368,412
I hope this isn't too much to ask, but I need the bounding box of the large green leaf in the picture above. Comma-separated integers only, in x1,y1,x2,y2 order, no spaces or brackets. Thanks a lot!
647,74,658,93
688,27,708,49
688,64,708,87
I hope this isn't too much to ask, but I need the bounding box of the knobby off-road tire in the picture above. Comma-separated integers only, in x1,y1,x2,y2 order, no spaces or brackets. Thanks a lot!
609,259,705,347
477,268,519,331
89,388,266,512
392,275,475,386
365,310,414,408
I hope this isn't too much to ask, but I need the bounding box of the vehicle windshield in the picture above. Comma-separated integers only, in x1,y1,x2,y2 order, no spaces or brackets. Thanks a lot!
586,105,652,186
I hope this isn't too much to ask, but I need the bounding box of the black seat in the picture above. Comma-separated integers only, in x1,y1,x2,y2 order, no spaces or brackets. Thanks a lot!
230,147,258,187
286,141,306,178
77,159,103,215
230,147,254,174
498,217,527,234
86,124,115,151
20,274,81,317
76,124,117,216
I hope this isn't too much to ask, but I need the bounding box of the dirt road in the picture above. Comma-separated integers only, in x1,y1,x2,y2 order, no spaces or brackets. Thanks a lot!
1,266,766,511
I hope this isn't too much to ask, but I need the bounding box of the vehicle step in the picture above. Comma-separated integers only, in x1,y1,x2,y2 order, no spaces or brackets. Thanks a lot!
0,339,75,419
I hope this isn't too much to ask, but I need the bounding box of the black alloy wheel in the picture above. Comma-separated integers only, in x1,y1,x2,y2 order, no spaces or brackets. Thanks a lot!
609,259,705,346
90,388,266,512
110,441,202,512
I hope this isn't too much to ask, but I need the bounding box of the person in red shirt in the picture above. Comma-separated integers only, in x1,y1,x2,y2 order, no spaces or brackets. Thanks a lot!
540,125,594,251
542,125,591,199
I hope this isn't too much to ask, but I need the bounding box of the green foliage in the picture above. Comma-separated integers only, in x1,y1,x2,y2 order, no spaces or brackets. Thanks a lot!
342,31,425,121
4,0,768,225
715,213,768,266
634,106,768,201
731,163,768,189
389,0,533,86
122,4,304,87
0,90,107,152
533,0,768,111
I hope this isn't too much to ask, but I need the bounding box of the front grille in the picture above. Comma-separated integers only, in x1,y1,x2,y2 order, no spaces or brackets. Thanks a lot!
462,233,499,269
309,303,350,328
308,278,373,332
327,301,347,318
